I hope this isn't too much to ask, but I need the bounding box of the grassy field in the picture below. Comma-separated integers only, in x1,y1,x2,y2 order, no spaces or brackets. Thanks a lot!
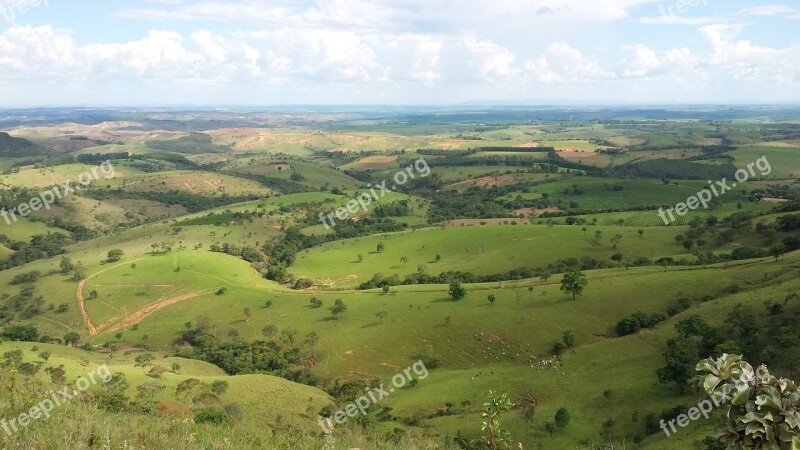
504,177,759,212
575,201,777,227
289,224,690,288
0,341,334,435
1,116,799,450
727,145,800,179
69,248,800,448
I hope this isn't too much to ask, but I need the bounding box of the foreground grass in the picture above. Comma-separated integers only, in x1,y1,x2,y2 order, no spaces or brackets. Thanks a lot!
0,402,456,449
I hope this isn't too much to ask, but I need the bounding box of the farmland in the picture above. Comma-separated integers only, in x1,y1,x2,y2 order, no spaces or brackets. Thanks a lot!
0,107,799,450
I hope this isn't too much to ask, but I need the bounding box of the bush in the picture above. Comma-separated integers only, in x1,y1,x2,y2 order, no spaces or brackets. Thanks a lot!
96,391,129,412
193,407,229,425
0,325,39,342
10,271,41,285
293,279,313,290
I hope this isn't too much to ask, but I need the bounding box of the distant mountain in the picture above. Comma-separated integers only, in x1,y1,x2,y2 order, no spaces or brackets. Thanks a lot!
0,132,50,157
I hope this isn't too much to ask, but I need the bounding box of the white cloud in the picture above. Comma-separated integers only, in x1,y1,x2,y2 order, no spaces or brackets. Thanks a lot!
639,15,717,25
699,24,800,83
738,5,797,16
525,42,613,83
1,0,799,104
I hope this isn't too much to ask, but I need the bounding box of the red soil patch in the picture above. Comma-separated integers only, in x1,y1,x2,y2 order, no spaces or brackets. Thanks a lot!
557,150,597,158
445,174,516,189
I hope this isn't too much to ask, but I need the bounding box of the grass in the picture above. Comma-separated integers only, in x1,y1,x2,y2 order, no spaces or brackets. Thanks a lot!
0,341,335,439
727,145,800,179
59,249,800,448
505,177,760,212
289,224,690,288
574,201,777,227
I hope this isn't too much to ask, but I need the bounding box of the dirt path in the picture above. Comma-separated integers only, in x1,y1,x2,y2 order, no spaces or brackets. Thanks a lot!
102,290,213,334
78,258,144,336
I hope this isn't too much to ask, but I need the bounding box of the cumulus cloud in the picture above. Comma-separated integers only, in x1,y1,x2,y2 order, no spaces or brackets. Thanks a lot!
0,0,798,104
738,5,797,16
525,43,613,83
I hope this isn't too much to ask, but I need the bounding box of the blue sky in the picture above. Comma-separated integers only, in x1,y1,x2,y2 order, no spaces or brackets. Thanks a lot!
0,0,798,106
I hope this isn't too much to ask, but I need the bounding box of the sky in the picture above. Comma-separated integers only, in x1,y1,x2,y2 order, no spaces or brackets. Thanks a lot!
0,0,799,106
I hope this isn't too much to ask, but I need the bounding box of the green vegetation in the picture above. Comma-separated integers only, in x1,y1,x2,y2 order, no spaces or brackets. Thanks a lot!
0,108,799,449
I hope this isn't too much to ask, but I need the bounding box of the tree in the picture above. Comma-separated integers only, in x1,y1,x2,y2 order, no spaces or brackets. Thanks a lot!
400,256,409,267
211,380,229,395
106,249,124,263
562,330,576,347
38,350,50,363
262,325,277,340
554,407,570,430
72,263,86,281
770,243,788,261
382,285,391,295
481,391,514,450
330,300,347,320
280,327,297,345
304,332,319,358
487,294,496,305
134,354,155,372
375,311,388,322
243,308,251,322
377,243,385,253
638,229,645,237
264,300,273,308
310,297,322,308
657,336,700,392
449,281,467,301
560,270,588,300
59,256,73,273
63,332,81,346
610,234,623,250
1,325,39,342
